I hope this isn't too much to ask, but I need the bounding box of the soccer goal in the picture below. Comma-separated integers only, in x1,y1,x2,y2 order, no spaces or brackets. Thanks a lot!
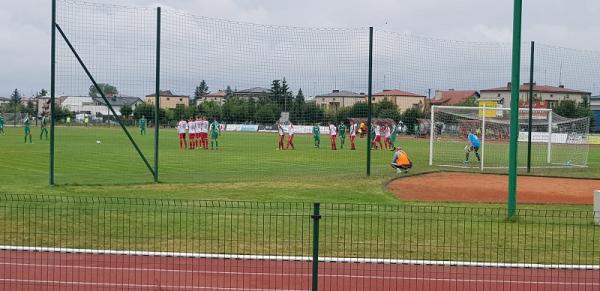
428,105,590,170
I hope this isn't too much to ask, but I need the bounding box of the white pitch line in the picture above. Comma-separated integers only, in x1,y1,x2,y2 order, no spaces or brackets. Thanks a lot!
0,279,309,291
1,245,599,270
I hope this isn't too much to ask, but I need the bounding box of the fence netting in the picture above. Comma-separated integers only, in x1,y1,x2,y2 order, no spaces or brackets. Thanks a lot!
0,195,598,290
47,0,600,184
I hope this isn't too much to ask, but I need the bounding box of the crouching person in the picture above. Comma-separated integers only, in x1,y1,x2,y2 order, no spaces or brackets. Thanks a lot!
391,147,412,174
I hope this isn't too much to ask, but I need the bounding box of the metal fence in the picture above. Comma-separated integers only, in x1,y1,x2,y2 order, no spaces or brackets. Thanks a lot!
0,194,598,290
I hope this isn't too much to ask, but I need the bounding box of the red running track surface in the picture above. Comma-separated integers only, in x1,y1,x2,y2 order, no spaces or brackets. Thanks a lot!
0,250,598,290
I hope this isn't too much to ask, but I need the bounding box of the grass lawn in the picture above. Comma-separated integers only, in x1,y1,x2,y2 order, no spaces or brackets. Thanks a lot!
0,125,599,264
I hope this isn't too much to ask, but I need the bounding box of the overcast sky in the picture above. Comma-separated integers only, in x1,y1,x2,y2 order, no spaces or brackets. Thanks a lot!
4,0,600,97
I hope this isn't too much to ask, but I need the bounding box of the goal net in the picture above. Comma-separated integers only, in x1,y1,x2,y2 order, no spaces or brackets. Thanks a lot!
429,105,590,170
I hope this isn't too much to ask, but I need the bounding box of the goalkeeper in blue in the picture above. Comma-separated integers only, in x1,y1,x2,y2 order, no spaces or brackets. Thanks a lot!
464,129,481,163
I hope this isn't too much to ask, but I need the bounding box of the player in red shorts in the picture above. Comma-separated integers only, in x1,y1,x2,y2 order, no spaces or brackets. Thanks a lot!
177,118,188,150
277,121,285,150
372,122,383,150
329,122,337,150
200,116,209,149
286,122,295,150
349,120,357,150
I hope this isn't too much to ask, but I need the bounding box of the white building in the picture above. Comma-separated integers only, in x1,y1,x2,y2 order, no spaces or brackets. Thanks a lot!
62,96,143,117
480,82,591,109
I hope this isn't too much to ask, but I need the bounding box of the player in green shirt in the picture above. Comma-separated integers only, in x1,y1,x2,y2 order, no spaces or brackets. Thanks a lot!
210,119,220,150
338,123,347,149
24,115,32,144
139,116,147,136
39,115,48,140
389,123,398,150
84,115,89,127
0,114,5,135
312,124,320,148
66,116,71,126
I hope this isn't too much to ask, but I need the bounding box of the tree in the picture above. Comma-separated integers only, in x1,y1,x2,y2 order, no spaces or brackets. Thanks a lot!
269,79,282,104
194,80,209,100
10,88,21,108
24,100,35,115
174,104,186,120
89,83,118,97
224,86,234,99
377,108,402,122
280,78,293,111
401,107,424,135
554,100,578,118
374,98,398,115
120,105,133,118
36,89,48,97
254,104,279,124
349,102,369,118
291,89,306,123
133,103,154,119
303,102,325,124
202,101,222,120
457,96,478,107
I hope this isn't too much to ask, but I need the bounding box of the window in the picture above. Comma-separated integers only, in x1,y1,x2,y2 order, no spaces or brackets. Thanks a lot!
166,97,170,101
497,93,501,97
179,98,183,101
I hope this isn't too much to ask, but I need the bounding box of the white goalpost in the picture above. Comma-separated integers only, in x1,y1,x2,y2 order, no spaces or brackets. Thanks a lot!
428,105,590,170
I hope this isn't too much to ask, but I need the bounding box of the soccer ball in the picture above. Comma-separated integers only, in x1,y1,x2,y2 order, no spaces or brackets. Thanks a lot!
96,140,101,144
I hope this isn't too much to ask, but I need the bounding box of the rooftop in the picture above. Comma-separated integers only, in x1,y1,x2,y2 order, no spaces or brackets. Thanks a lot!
236,87,270,94
373,89,425,97
146,90,188,97
205,91,227,97
431,90,479,105
481,83,590,95
316,90,365,98
93,96,143,107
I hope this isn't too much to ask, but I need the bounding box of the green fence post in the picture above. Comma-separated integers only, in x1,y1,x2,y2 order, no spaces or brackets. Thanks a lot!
367,27,373,176
49,0,56,185
154,7,161,183
508,0,523,218
311,202,321,291
527,41,535,173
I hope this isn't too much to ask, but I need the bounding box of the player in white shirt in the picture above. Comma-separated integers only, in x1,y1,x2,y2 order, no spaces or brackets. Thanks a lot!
188,118,196,149
200,117,210,149
277,121,285,150
286,122,296,150
177,119,188,150
349,120,357,150
372,123,383,150
384,124,391,150
329,122,337,150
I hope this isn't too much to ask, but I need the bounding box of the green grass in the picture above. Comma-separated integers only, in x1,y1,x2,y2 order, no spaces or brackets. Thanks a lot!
0,125,599,264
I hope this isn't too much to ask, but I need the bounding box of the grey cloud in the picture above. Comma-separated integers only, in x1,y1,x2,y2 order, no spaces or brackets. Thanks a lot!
3,0,600,95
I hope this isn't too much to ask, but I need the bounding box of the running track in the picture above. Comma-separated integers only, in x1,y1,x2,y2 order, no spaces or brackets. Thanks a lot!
0,250,598,290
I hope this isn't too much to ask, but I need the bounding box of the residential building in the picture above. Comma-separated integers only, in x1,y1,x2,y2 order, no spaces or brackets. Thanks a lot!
430,89,480,106
315,90,365,111
373,89,426,112
592,95,600,132
62,95,143,116
145,90,189,109
480,83,591,109
198,90,226,105
231,87,270,101
0,97,9,106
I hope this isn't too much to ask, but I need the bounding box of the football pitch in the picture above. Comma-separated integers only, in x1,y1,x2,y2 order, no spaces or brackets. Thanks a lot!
0,125,598,205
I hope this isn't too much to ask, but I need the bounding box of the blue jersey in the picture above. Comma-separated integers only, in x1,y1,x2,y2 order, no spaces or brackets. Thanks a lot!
468,133,480,148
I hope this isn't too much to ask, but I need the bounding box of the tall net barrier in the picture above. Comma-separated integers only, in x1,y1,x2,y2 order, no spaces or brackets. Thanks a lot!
158,10,369,183
50,0,600,185
430,106,589,169
55,1,157,184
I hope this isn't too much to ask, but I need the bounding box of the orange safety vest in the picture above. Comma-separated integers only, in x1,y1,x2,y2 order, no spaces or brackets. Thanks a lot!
395,151,411,166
